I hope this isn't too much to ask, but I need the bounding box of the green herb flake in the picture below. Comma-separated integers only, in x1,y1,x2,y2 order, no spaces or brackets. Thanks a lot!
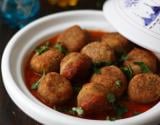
72,107,84,117
54,43,68,55
73,86,82,93
121,66,133,80
93,61,112,74
94,61,112,67
114,104,128,117
134,62,151,73
31,70,45,90
31,81,40,90
93,67,101,74
120,54,128,62
107,93,116,104
35,42,50,55
115,80,121,88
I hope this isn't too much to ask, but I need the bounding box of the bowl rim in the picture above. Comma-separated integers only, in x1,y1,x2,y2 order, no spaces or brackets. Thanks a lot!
1,10,160,125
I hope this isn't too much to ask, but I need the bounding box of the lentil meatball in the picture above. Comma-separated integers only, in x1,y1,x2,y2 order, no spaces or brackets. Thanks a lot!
57,25,87,52
81,42,115,63
91,66,127,97
100,65,127,81
60,52,92,80
128,73,160,103
77,83,109,114
38,72,72,106
124,48,157,75
30,49,64,74
101,32,129,53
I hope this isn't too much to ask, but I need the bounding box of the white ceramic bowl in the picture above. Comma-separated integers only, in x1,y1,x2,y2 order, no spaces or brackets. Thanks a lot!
1,10,160,125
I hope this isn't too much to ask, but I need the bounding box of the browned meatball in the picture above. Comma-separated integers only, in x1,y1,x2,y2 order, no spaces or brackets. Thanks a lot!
124,48,157,75
81,42,115,63
60,52,92,80
30,49,64,74
38,72,72,106
57,25,87,52
91,66,127,97
101,66,127,81
77,83,109,114
128,73,160,103
101,32,129,53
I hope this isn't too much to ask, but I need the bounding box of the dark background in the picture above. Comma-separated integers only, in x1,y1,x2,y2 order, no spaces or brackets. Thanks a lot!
0,0,104,125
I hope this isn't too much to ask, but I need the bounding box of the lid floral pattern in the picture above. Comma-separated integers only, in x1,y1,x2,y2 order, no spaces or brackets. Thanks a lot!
121,0,160,33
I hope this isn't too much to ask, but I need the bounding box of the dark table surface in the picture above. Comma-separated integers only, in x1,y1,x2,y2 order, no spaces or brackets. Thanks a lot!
0,0,104,125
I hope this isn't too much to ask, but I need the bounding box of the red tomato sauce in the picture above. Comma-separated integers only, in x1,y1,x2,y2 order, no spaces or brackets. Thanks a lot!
24,30,158,120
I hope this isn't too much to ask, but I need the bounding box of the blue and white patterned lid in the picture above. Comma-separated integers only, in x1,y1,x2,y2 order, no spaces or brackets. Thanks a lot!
103,0,160,53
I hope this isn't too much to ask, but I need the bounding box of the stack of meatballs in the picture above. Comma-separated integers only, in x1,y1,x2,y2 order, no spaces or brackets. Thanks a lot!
30,25,160,116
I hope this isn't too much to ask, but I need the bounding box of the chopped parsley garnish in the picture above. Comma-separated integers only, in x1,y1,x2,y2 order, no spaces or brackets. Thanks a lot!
31,81,40,90
73,86,82,93
31,71,45,90
35,42,50,55
93,67,101,74
114,104,128,117
119,54,128,62
72,83,82,93
106,103,128,120
115,52,128,65
107,93,116,104
112,104,128,118
115,80,121,88
94,61,112,67
54,43,68,55
71,107,84,117
93,61,112,74
134,62,151,73
121,66,133,80
106,92,128,118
